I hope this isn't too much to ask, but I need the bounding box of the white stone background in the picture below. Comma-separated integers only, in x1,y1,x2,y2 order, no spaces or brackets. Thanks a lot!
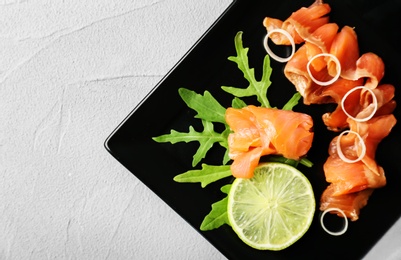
1,0,400,259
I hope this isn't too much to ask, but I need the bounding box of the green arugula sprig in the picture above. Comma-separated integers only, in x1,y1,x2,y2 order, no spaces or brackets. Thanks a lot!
200,184,231,231
152,88,232,166
178,88,227,124
153,118,229,167
174,164,232,188
222,31,272,108
153,31,311,231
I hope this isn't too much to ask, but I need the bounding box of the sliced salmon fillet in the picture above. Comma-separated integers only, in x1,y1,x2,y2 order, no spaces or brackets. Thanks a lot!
322,83,396,131
226,105,314,178
263,0,331,45
324,115,396,193
309,23,339,53
283,24,393,131
263,17,304,45
355,53,385,89
284,0,331,44
284,44,311,97
262,0,397,222
327,26,359,80
320,115,396,219
357,84,396,119
328,26,385,88
348,115,396,172
320,185,374,221
320,78,364,131
323,154,386,195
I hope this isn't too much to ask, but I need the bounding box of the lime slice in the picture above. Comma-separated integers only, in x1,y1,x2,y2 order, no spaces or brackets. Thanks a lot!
227,162,315,250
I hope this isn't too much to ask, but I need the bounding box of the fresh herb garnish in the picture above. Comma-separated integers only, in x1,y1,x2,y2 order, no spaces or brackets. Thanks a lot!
173,164,232,188
200,184,231,231
178,88,227,124
153,119,229,167
222,31,272,108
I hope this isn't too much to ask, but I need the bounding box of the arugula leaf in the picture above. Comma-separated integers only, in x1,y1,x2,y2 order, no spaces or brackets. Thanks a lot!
173,164,232,188
153,120,228,167
200,184,231,231
179,88,227,124
231,97,247,109
222,148,231,165
300,158,314,168
282,92,302,111
220,184,231,194
267,155,300,168
266,155,313,168
222,31,272,108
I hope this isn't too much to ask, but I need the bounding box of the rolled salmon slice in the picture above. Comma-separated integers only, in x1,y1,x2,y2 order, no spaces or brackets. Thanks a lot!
321,78,364,131
250,106,314,160
263,0,331,45
348,115,397,174
284,1,331,45
226,106,314,178
263,17,304,45
320,185,374,221
328,26,385,88
354,52,385,89
328,26,359,80
322,82,395,131
284,44,311,97
309,23,339,53
323,154,386,195
324,115,396,193
320,115,396,220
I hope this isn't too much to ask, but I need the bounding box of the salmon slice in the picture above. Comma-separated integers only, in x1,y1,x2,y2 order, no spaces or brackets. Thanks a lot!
320,185,374,221
229,147,264,179
354,53,385,89
323,115,396,195
328,26,359,80
323,153,386,195
320,78,364,131
284,36,394,131
283,40,358,105
322,83,396,131
283,43,335,99
263,17,303,45
284,42,363,115
283,0,331,43
263,0,331,45
309,23,339,53
250,106,314,159
225,108,262,154
301,24,339,72
226,105,314,178
320,115,396,220
348,115,397,173
305,42,326,72
369,84,396,115
284,44,311,97
349,84,397,120
328,26,385,88
376,100,397,117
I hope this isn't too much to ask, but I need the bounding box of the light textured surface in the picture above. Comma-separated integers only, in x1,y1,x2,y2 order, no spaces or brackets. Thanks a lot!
1,0,400,259
0,1,231,259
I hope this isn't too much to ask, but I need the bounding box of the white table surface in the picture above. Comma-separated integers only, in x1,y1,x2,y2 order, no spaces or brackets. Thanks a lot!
1,0,400,259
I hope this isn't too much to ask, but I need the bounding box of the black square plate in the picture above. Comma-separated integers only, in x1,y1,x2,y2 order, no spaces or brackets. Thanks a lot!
105,0,401,259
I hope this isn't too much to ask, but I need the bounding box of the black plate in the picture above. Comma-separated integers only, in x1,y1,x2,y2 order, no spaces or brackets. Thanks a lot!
105,0,401,259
